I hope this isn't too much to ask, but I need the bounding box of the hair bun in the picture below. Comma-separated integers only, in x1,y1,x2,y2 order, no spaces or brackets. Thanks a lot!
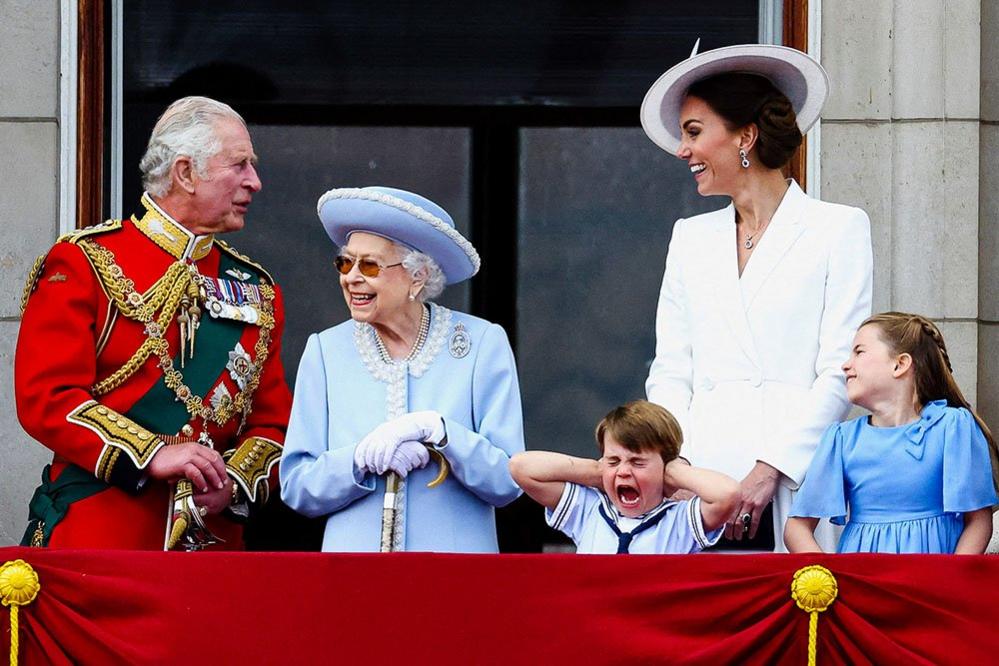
754,94,802,169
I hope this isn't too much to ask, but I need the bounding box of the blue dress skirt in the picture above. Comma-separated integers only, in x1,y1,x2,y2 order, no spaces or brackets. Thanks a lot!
790,400,997,554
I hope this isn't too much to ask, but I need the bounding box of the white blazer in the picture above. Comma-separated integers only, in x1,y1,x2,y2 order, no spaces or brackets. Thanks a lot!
646,181,873,550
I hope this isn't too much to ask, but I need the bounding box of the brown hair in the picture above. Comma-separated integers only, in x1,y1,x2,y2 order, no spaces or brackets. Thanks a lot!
862,312,999,490
595,400,682,463
685,72,802,169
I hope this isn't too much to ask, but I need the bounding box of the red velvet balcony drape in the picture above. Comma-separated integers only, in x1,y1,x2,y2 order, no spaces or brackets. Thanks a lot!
1,548,995,665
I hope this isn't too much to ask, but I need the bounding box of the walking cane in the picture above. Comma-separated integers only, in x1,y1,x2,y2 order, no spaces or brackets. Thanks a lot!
379,448,450,552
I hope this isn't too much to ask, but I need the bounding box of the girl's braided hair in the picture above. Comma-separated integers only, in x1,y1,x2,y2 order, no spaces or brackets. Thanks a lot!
862,312,998,492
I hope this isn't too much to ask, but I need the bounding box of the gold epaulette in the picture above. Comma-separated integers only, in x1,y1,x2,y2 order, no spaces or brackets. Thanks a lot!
215,239,275,285
19,221,124,315
58,219,123,245
20,253,48,315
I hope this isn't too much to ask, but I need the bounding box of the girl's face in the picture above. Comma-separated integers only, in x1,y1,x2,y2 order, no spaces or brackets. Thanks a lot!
676,95,746,197
842,324,901,409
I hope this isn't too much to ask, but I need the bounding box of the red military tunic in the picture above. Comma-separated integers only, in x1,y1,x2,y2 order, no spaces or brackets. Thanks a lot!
15,194,292,549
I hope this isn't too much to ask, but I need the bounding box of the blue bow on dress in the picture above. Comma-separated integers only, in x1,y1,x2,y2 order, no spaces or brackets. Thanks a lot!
902,399,948,460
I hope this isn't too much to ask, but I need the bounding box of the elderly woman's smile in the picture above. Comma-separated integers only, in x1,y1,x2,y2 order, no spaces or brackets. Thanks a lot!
339,232,417,327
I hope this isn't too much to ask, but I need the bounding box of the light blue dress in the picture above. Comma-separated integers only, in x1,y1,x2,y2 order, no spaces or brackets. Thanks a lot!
790,400,997,553
280,303,525,552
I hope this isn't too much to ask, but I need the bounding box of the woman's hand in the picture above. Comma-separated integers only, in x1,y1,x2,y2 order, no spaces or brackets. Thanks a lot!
725,461,780,540
354,412,446,475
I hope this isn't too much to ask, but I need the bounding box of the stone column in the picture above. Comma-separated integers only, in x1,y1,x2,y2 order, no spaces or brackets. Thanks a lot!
821,0,998,547
0,0,63,545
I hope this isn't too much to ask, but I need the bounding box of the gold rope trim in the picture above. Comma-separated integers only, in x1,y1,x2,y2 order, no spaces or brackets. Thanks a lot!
791,565,838,666
1,559,40,666
79,238,276,427
18,254,47,316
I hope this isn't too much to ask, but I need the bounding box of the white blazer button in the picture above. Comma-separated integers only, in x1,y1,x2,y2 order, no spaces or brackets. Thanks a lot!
751,374,763,388
701,377,714,391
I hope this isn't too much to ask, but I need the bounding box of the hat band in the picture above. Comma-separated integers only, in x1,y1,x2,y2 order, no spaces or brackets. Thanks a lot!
317,188,481,275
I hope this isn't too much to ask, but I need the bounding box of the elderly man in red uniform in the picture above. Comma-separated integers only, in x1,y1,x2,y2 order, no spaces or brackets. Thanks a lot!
15,96,291,550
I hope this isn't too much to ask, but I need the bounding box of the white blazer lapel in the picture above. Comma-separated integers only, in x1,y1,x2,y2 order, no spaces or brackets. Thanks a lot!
740,181,808,309
705,205,759,362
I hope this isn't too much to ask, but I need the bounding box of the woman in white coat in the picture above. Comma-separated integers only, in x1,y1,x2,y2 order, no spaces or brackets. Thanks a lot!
640,44,873,551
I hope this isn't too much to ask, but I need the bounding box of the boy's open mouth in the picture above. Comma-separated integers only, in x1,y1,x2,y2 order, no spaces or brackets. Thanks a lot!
616,484,641,507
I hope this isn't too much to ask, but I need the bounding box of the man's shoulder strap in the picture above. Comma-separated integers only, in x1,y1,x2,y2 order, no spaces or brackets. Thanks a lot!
214,239,275,285
57,219,124,245
20,220,124,314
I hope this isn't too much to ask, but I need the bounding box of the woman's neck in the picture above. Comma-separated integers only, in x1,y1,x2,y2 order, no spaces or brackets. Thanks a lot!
731,171,790,234
372,301,426,360
866,388,922,427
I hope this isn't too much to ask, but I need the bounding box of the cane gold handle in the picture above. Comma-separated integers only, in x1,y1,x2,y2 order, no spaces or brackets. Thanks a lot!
426,449,449,488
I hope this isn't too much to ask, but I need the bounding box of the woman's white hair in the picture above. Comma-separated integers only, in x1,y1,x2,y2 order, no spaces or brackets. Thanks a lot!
399,246,446,301
139,96,246,197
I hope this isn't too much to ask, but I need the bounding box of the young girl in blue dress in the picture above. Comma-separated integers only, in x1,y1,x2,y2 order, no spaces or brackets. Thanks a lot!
785,312,998,554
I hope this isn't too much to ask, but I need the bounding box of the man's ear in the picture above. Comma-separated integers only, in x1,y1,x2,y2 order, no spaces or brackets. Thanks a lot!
893,353,913,378
171,156,197,195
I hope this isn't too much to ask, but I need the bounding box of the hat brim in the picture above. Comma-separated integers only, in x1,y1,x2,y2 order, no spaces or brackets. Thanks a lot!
318,190,479,285
640,44,829,155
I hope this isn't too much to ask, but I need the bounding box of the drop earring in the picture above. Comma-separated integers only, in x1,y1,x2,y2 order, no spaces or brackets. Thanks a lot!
739,148,750,169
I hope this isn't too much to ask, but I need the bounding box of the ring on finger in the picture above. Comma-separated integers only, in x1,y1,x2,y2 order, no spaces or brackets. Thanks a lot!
740,512,752,533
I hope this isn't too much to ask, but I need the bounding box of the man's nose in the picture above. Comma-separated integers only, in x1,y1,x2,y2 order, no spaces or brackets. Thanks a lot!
246,164,262,192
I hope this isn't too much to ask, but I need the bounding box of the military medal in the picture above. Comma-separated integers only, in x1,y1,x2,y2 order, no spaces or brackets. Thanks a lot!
227,343,255,391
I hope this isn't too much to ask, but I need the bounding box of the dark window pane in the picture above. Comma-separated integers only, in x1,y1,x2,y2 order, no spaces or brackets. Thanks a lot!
517,127,726,457
123,0,759,108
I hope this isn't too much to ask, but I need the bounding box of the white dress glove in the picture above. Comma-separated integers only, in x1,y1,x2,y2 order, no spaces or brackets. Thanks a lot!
354,411,446,476
386,440,431,478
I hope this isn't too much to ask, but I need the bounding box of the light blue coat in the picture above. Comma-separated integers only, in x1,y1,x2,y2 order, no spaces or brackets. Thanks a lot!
280,305,525,552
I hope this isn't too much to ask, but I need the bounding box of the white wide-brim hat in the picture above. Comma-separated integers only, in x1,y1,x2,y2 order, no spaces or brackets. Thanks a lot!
640,43,829,155
317,186,480,285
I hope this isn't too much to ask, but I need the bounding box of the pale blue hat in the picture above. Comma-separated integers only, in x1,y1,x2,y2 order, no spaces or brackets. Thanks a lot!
317,186,480,285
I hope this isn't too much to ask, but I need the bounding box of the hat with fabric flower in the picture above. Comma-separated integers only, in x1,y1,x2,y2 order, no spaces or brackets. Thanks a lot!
317,186,480,285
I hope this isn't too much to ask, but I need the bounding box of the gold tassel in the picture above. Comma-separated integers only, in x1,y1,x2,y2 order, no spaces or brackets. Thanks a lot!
791,565,838,666
1,559,40,666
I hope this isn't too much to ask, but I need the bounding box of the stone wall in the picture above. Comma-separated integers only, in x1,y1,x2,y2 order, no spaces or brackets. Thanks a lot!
0,0,62,544
820,0,998,546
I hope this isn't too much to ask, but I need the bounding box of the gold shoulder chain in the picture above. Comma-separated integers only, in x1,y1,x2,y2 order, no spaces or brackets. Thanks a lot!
78,239,193,395
81,237,278,428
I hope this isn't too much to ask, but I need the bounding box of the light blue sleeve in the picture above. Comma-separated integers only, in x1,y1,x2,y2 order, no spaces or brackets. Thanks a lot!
788,423,848,525
544,482,596,543
942,408,998,513
279,333,375,518
436,323,525,507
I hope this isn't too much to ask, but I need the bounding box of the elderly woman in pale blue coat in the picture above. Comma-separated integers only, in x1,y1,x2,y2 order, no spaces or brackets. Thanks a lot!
280,186,524,552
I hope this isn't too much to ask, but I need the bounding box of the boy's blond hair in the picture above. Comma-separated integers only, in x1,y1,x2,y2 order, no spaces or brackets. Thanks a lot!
595,400,682,463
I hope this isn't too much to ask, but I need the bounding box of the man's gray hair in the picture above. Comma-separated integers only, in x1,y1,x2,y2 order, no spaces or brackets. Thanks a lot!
399,247,447,301
139,96,246,197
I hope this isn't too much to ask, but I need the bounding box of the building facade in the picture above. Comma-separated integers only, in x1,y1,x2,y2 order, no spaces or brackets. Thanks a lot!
1,0,997,549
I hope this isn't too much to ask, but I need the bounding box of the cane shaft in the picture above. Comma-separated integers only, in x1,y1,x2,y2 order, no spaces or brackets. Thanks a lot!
379,472,401,552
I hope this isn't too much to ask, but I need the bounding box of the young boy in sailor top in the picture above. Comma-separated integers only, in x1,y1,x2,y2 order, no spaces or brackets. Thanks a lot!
510,400,740,554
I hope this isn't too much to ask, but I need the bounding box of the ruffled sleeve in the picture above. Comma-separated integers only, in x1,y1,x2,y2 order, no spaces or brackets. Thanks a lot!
788,423,849,525
942,407,998,513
